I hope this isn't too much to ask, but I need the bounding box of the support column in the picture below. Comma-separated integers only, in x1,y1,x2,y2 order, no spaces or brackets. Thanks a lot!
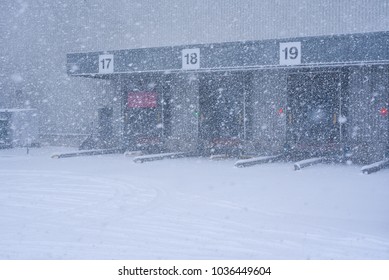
251,70,287,155
167,73,199,152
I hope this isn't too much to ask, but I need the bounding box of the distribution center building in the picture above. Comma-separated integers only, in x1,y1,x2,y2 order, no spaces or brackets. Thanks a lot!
67,31,389,163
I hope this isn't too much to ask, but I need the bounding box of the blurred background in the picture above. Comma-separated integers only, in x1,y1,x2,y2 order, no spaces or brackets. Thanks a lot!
0,0,388,141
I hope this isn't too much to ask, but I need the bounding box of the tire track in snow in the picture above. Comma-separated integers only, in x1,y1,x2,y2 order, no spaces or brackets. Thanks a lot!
121,190,389,259
0,170,161,216
0,169,167,258
1,168,388,259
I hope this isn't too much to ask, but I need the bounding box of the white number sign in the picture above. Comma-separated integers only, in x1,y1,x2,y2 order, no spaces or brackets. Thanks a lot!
279,42,301,65
99,54,114,73
182,48,200,70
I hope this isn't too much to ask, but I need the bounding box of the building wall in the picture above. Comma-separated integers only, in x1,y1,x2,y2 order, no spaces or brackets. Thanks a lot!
45,0,389,52
249,66,389,161
348,66,389,163
111,64,389,161
1,0,389,144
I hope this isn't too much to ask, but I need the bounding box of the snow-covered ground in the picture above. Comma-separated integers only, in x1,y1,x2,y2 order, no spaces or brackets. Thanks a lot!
0,146,388,260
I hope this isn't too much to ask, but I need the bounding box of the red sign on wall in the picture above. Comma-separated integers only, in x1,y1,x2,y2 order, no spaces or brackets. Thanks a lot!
127,92,157,108
380,107,388,116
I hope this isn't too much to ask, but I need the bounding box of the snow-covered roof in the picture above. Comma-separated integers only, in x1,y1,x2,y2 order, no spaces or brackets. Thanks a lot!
67,31,389,77
0,108,37,113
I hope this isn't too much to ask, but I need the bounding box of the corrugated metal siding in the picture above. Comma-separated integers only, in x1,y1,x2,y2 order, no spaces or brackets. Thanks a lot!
9,0,384,52
370,67,389,145
82,0,389,51
2,0,389,137
348,66,389,162
348,68,373,142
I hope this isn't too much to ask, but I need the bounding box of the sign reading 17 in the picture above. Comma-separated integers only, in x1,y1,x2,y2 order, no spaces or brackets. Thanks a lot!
98,54,114,73
100,58,112,69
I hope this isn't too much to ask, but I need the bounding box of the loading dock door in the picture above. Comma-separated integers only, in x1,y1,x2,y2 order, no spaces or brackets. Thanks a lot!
286,72,341,156
199,74,245,155
125,92,163,152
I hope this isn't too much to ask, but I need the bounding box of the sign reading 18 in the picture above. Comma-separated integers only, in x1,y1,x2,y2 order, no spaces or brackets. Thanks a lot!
182,48,200,70
279,42,301,65
184,52,198,65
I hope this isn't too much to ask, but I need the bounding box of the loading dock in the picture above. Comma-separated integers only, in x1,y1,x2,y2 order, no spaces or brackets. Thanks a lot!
67,31,389,164
198,72,249,155
122,75,173,153
125,91,162,152
286,71,344,159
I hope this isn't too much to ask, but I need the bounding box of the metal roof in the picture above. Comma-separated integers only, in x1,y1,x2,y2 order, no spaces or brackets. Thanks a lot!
67,31,389,77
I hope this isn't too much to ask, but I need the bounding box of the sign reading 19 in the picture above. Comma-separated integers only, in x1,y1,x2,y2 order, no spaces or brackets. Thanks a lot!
279,42,301,65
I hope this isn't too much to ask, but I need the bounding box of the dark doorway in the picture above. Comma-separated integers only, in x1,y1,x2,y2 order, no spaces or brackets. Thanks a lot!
0,112,11,148
286,72,342,158
198,73,246,155
125,91,170,153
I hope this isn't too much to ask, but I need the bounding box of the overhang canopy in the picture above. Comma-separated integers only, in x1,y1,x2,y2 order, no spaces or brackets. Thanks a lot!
67,31,389,77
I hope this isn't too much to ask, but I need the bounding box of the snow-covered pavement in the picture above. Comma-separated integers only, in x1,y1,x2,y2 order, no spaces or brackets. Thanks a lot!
0,147,388,259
